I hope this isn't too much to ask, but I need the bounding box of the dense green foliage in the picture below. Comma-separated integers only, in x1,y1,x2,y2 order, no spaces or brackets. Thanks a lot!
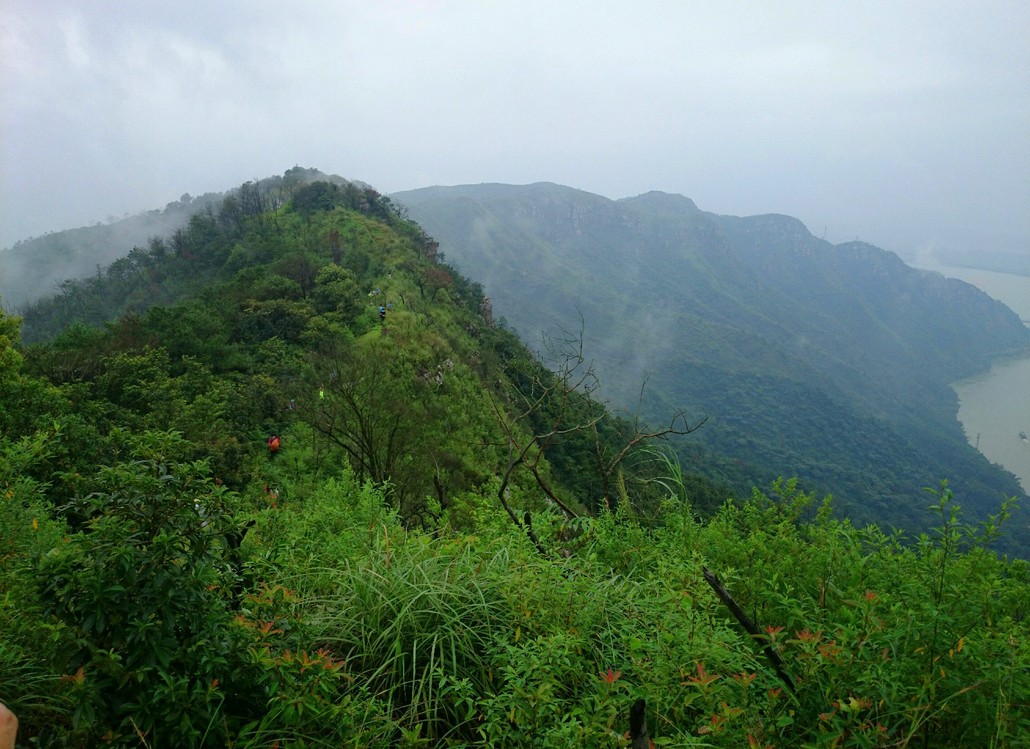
395,183,1030,553
1,174,1027,747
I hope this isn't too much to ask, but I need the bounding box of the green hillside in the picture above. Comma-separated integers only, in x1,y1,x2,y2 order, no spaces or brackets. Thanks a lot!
394,183,1030,551
1,172,1027,747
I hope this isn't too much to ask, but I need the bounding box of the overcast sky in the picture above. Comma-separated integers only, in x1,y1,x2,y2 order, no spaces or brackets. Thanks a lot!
2,0,1028,258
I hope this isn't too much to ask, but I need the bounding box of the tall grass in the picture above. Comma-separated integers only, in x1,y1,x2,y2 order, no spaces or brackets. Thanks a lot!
287,533,513,742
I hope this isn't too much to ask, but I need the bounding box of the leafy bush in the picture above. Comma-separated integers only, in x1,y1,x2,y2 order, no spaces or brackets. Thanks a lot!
36,433,253,746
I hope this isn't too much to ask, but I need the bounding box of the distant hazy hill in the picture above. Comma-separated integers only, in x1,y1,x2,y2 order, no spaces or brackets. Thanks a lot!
0,167,351,312
395,182,1030,548
0,194,219,311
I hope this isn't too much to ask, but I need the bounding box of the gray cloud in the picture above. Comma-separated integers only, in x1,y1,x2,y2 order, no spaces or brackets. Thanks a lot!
2,0,1028,257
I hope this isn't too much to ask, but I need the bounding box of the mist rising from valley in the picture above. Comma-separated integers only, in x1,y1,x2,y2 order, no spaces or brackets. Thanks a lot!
396,182,1030,553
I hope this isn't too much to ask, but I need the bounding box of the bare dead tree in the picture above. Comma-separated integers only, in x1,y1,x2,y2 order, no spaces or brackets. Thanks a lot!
594,374,707,510
491,319,705,554
492,325,600,525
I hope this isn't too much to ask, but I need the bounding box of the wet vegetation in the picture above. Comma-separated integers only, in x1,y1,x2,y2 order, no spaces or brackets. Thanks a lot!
1,172,1027,746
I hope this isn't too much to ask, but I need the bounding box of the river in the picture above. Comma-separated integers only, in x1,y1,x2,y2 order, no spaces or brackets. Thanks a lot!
910,260,1030,491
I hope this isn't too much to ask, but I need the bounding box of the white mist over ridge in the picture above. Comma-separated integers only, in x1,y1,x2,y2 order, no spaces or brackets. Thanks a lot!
3,1,1029,264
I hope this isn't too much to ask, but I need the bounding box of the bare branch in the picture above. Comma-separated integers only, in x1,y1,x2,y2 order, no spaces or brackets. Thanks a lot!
490,316,707,548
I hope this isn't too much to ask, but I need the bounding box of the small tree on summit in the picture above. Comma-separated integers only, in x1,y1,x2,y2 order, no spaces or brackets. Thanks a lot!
292,181,342,218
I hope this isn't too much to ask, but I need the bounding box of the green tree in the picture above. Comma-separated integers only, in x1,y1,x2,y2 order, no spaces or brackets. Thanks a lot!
305,336,440,517
37,433,253,746
312,262,363,321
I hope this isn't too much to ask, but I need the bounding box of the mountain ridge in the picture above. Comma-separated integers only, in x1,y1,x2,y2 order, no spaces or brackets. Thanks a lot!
3,172,1027,747
394,182,1030,550
3,174,1026,548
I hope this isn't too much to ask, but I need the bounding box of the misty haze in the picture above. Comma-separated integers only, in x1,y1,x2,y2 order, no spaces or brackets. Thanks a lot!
2,2,1028,746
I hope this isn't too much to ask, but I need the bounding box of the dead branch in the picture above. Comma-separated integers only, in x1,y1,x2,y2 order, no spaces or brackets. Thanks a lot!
702,566,796,694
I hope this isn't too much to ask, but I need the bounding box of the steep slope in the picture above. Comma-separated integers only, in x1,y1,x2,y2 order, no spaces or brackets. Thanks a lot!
7,175,1027,747
14,172,698,523
394,183,1030,550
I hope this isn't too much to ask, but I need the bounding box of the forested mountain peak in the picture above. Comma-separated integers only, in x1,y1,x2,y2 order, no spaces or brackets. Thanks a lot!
0,167,352,312
7,169,688,520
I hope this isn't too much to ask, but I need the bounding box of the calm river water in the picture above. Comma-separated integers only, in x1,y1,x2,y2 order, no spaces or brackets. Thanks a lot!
912,261,1030,491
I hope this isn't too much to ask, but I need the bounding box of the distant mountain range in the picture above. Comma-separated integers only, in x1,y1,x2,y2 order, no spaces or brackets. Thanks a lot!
395,182,1030,549
0,192,223,311
2,174,1027,551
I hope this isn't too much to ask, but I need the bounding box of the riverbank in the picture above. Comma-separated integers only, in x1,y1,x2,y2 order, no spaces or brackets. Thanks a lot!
913,259,1030,493
952,354,1030,492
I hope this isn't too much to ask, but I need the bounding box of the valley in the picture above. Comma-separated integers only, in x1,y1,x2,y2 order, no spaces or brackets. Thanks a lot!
396,183,1030,551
